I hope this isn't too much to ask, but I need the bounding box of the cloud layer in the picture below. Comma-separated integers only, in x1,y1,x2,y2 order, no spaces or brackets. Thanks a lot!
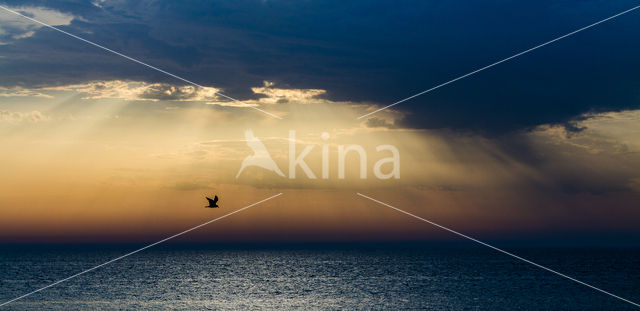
1,0,639,132
0,109,48,123
0,5,75,44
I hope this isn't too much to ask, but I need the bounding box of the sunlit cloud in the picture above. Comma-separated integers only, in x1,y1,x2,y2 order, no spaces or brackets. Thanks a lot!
0,86,53,98
42,80,226,102
0,110,50,123
249,81,326,105
0,6,75,44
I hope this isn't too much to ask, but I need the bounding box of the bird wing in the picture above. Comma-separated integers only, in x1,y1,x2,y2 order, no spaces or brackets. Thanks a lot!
213,195,218,204
206,197,215,205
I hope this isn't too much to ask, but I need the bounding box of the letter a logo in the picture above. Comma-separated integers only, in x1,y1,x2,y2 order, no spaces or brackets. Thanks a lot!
236,129,285,178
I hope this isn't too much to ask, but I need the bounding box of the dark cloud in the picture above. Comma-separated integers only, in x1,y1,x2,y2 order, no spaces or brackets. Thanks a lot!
364,117,398,129
498,127,640,195
1,0,639,133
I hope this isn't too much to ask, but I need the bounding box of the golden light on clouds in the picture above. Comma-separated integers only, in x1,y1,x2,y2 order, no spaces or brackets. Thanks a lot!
1,80,639,242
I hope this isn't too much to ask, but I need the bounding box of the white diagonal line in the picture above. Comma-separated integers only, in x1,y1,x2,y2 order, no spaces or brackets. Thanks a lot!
357,4,640,120
0,193,283,308
356,192,640,308
0,5,282,120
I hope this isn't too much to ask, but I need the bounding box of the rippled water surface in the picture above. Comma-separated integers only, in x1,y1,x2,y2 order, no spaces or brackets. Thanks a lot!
1,245,639,310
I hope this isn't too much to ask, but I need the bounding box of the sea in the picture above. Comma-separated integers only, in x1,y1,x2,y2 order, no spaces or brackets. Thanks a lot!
1,244,639,310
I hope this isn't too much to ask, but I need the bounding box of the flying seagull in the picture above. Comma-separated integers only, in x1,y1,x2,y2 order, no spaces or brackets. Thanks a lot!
205,195,219,208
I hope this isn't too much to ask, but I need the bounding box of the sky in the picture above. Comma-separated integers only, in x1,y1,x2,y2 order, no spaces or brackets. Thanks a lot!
0,0,639,245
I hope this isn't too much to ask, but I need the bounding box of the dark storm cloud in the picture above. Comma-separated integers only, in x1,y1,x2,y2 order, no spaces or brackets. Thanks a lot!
493,129,640,195
1,0,639,132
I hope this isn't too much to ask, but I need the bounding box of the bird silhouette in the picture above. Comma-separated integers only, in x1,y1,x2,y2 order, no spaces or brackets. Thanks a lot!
205,195,219,208
236,129,285,178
